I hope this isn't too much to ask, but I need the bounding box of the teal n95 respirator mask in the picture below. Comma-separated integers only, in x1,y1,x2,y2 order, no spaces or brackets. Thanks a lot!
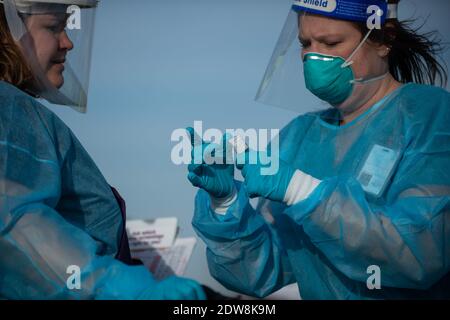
303,30,389,107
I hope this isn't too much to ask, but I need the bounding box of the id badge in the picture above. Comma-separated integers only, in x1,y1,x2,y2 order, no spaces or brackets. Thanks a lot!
357,144,400,198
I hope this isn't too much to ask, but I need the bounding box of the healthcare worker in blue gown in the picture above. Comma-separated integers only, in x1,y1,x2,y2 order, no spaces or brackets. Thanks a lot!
187,0,450,299
0,0,206,299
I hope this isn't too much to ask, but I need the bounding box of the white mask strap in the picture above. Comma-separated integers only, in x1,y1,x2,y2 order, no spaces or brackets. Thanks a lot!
341,29,373,68
351,72,389,84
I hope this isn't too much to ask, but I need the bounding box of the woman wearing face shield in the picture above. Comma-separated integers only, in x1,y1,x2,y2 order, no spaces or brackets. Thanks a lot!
187,0,450,299
0,0,206,300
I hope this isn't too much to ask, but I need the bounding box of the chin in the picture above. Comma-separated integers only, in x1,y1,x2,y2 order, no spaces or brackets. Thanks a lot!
48,75,65,89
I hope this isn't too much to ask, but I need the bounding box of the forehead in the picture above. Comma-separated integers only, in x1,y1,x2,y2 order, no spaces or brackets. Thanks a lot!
298,13,359,38
25,12,69,24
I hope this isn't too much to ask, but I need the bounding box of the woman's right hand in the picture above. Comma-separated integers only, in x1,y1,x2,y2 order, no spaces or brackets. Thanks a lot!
186,127,235,199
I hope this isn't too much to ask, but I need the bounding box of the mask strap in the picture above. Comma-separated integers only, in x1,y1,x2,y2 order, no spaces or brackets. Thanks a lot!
351,71,389,84
341,29,373,68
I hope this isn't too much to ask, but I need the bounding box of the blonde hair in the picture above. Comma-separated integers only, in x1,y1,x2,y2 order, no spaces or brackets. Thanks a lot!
0,4,35,90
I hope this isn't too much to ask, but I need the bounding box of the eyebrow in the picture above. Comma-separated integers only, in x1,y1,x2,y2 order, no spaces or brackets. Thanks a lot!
299,33,343,42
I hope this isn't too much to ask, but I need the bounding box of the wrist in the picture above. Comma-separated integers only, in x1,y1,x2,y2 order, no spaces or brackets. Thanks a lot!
209,185,238,215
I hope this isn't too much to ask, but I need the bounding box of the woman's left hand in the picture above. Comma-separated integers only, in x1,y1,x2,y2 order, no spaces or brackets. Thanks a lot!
236,150,295,203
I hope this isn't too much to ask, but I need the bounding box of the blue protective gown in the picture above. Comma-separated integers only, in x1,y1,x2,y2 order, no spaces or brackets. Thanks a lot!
0,81,158,299
192,83,450,299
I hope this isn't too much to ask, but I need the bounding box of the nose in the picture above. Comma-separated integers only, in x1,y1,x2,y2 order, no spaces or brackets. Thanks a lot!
307,41,321,54
301,42,329,61
301,47,314,60
59,30,74,51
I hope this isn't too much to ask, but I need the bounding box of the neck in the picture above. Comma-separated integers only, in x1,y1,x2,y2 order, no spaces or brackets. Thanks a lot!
340,75,402,125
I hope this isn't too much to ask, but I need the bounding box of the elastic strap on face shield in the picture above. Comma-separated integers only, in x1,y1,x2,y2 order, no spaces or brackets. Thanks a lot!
387,3,398,20
16,4,70,15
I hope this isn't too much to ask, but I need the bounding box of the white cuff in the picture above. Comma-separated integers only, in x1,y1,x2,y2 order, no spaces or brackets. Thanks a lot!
283,170,322,206
210,187,238,215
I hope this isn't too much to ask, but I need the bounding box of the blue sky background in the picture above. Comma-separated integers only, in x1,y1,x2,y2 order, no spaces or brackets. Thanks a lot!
47,0,450,295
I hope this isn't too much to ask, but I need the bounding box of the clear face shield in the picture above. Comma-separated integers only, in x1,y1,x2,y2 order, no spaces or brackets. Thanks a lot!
255,1,396,118
2,0,98,113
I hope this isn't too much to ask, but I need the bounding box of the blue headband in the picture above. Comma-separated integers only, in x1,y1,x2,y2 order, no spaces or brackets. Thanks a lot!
293,0,389,24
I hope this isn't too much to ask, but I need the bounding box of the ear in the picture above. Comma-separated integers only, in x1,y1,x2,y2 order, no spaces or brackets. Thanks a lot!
366,38,391,59
375,43,391,58
374,21,396,58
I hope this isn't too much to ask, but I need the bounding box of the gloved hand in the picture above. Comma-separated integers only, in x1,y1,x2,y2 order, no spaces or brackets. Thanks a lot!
139,276,207,300
186,127,235,199
236,149,295,203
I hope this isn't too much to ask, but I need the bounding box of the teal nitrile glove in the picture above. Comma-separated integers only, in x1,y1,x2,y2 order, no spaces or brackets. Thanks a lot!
139,276,206,300
186,127,235,199
236,149,295,203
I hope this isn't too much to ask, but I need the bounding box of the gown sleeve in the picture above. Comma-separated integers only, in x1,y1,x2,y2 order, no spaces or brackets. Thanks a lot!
192,181,296,298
